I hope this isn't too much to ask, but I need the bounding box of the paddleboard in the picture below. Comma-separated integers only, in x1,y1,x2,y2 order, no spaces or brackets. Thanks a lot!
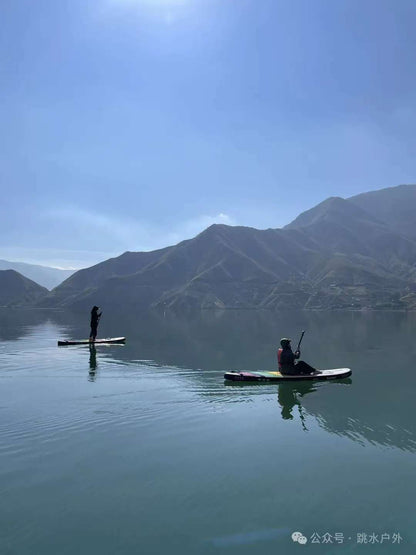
58,337,126,346
224,368,351,382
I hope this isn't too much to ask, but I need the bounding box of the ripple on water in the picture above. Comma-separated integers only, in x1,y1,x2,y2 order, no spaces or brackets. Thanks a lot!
0,327,283,479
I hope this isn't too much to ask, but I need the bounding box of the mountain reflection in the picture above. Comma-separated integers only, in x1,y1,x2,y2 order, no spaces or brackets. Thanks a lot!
2,307,416,452
0,308,51,340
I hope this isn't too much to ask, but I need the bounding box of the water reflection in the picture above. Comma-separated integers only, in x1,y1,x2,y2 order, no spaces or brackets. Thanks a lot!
88,344,97,381
2,308,416,451
277,378,353,431
277,382,317,425
0,308,52,341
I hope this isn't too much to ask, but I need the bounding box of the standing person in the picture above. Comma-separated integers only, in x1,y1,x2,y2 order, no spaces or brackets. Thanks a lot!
277,338,316,375
89,306,102,342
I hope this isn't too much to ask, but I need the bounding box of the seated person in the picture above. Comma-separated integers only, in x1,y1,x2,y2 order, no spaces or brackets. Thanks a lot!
277,338,316,375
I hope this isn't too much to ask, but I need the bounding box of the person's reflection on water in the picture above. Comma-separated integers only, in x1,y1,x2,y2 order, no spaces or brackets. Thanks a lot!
89,344,97,381
277,382,317,429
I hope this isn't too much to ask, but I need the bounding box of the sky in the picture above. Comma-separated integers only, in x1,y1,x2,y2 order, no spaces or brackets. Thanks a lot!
1,0,416,269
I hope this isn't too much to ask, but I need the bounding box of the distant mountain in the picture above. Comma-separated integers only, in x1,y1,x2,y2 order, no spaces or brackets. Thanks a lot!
284,196,416,280
39,224,324,310
285,195,384,230
0,260,75,290
349,184,416,240
0,270,48,307
37,184,416,311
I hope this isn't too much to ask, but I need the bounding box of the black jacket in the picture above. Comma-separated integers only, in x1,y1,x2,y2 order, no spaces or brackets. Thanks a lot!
90,310,101,327
278,346,300,370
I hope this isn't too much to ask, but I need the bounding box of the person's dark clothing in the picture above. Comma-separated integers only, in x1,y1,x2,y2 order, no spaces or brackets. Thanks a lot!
291,360,316,375
90,311,101,327
277,346,315,375
90,324,98,339
89,307,102,340
278,346,299,368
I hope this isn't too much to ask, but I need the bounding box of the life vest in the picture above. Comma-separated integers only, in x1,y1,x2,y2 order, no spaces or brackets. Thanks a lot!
277,348,283,370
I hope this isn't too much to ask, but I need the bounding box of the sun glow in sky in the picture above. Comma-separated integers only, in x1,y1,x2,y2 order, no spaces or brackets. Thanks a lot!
1,0,416,269
104,0,192,19
113,0,189,5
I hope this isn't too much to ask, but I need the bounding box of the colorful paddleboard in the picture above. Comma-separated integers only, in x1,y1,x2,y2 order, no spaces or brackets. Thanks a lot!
224,368,351,382
58,337,126,346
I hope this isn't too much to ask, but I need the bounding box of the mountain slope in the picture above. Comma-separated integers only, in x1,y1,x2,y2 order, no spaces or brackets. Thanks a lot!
37,184,416,311
285,196,416,276
0,260,74,290
42,247,172,307
0,270,48,306
285,196,383,229
39,225,323,310
349,184,416,240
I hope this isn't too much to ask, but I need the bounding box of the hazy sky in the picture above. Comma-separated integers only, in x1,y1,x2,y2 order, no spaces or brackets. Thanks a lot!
1,0,416,268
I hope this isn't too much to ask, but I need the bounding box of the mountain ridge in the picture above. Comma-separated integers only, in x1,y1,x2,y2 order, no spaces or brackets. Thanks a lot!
34,183,416,311
348,184,416,240
0,270,49,307
0,259,75,290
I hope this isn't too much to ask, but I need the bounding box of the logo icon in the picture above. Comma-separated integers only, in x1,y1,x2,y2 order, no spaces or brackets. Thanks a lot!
292,531,308,544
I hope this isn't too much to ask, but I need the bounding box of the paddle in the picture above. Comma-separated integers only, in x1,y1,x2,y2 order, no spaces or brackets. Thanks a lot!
297,403,308,432
295,330,305,353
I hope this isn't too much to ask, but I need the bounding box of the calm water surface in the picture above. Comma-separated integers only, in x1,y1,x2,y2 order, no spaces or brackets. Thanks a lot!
1,308,415,554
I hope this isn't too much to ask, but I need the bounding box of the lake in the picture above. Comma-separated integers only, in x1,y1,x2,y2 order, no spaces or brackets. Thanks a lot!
1,308,415,554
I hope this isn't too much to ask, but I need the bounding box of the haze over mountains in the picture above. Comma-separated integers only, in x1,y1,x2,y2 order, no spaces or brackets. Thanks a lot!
0,260,75,290
0,270,48,307
34,183,416,311
4,184,416,310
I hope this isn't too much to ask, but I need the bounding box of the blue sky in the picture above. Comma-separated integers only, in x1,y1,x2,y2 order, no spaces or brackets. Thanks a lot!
1,0,415,268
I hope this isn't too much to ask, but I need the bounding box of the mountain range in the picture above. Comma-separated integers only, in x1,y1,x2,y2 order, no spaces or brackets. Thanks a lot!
0,270,48,307
4,184,416,310
0,260,75,290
